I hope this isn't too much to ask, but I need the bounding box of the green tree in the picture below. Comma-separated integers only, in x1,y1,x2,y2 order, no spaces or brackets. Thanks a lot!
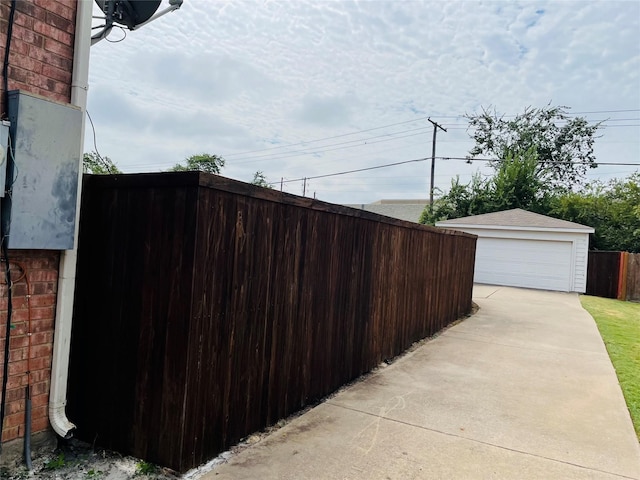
250,171,272,188
169,153,225,174
551,173,640,252
466,105,602,189
83,151,121,174
420,147,551,225
491,147,552,213
420,173,493,225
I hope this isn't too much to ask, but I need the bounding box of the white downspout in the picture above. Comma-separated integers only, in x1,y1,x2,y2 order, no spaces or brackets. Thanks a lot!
49,0,92,439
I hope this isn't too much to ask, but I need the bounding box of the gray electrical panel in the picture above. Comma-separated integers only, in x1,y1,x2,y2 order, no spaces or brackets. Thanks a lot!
2,91,82,250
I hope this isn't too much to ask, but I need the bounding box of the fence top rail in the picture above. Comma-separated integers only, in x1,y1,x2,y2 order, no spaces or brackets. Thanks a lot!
83,172,477,240
589,250,635,254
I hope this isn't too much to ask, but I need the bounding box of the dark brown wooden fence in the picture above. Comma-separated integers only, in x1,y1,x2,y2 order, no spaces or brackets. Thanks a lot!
587,251,620,298
67,172,476,472
586,251,640,301
627,253,640,302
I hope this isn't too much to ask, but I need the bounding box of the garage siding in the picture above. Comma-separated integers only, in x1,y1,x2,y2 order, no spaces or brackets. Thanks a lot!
574,236,589,292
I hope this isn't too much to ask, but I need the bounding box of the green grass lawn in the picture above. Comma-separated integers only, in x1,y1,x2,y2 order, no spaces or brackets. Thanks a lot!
580,295,640,440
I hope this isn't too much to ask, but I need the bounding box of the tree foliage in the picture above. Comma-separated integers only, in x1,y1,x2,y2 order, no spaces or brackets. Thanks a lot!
491,147,551,211
421,169,640,253
466,105,601,190
421,102,638,251
169,153,225,174
250,171,272,188
420,174,489,225
550,174,640,252
421,147,551,224
83,151,121,174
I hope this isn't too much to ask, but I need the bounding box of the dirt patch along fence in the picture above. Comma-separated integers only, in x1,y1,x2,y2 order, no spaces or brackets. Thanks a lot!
67,172,477,472
586,251,640,301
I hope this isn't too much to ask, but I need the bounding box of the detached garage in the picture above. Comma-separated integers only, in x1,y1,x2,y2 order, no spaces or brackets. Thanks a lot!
436,209,594,293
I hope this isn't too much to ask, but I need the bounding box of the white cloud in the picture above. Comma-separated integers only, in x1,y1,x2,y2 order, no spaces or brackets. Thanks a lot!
85,0,640,204
293,94,360,127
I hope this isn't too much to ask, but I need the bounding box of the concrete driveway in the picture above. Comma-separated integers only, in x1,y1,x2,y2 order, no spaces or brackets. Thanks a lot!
197,285,640,479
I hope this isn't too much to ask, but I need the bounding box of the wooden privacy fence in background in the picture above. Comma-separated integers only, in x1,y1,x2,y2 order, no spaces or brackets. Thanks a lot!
586,251,640,301
67,172,477,472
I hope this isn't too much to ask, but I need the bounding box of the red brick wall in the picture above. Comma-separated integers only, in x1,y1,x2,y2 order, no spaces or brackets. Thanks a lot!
0,0,76,113
0,0,77,443
0,251,60,442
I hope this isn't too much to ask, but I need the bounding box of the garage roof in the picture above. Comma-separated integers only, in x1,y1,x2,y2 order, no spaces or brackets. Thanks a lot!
437,208,594,233
344,199,428,223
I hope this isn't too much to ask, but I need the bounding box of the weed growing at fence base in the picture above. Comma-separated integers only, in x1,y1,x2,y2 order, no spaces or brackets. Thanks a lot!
44,453,66,470
135,461,157,476
580,295,640,439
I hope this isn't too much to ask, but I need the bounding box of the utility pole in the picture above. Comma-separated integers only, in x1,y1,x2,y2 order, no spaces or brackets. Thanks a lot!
302,177,307,197
428,118,447,214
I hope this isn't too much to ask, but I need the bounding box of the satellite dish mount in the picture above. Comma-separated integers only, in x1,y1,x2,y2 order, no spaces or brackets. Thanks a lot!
92,0,183,45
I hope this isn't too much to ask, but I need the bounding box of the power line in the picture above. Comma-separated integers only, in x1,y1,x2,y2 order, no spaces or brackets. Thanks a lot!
113,108,640,171
590,118,640,122
570,109,640,114
229,122,640,166
272,156,639,186
229,125,434,164
446,157,640,166
221,109,640,160
274,157,430,185
223,116,437,158
227,121,639,165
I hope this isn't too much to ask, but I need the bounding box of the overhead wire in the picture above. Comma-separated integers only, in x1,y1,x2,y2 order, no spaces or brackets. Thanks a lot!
229,126,434,164
222,115,442,157
114,108,639,171
220,109,640,161
276,156,430,185
273,156,640,186
89,105,639,174
570,109,640,114
105,25,127,43
86,109,105,160
225,122,638,165
444,157,640,166
223,119,640,166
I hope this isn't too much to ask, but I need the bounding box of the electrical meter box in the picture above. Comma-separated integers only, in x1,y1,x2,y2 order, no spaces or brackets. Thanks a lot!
2,91,82,249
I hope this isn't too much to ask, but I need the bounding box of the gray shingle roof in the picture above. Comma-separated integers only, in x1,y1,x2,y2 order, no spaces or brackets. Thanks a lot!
345,203,427,223
436,208,593,231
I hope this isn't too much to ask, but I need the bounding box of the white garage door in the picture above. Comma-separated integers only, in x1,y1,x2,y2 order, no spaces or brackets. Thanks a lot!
474,237,573,291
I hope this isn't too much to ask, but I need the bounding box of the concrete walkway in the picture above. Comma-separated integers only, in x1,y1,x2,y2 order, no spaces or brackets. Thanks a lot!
199,286,640,479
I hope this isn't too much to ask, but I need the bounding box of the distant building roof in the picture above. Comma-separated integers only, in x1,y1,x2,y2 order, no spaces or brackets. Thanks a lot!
345,199,428,223
369,199,429,205
436,208,594,232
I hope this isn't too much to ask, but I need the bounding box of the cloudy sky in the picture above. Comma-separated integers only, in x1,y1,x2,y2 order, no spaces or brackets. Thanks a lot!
86,0,640,204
